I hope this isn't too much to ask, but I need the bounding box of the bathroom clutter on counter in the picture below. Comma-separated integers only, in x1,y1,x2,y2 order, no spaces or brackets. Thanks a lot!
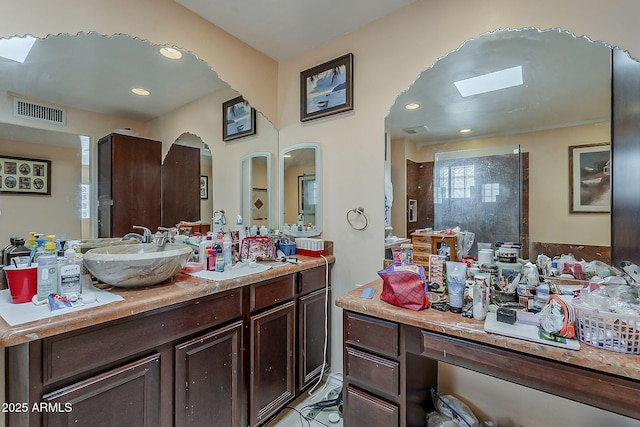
2,233,87,307
178,214,326,277
378,234,640,352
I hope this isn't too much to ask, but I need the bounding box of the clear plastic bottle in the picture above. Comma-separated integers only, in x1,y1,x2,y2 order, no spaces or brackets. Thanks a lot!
215,248,225,272
59,248,82,300
223,234,232,267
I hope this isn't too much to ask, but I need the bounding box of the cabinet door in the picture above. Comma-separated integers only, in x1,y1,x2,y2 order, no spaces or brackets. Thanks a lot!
41,354,160,427
298,287,330,390
175,321,244,427
98,133,162,237
250,301,295,426
162,144,201,228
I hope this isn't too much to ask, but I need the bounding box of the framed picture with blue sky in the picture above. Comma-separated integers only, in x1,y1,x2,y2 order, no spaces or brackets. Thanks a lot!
300,53,353,122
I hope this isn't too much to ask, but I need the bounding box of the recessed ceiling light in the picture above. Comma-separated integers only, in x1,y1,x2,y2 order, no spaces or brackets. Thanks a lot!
159,47,182,60
459,128,471,133
0,35,36,63
404,103,420,110
131,88,150,96
454,65,523,97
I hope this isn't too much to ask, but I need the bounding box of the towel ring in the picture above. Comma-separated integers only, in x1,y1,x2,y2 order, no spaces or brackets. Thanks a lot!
346,207,368,231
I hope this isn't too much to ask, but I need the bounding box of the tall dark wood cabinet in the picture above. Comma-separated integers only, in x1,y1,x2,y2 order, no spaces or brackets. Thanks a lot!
162,144,201,227
98,133,162,237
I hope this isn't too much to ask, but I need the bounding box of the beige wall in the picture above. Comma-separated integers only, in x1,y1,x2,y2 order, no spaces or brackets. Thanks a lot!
277,1,638,425
0,138,81,244
3,0,640,425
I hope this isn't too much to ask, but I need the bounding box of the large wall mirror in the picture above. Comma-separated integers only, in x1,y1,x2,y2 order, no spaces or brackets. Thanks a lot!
280,143,321,237
0,32,278,245
385,28,612,260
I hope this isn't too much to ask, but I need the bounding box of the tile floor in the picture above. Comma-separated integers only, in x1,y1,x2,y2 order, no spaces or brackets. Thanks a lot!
264,379,343,427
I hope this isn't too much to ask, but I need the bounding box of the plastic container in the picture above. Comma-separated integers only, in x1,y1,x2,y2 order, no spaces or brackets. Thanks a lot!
278,239,296,256
36,255,59,301
59,248,82,300
572,299,640,354
4,264,37,303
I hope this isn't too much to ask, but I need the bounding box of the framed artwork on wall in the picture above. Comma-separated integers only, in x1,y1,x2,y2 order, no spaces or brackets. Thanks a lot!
223,96,256,141
300,53,353,122
0,155,51,195
569,143,610,213
200,176,208,199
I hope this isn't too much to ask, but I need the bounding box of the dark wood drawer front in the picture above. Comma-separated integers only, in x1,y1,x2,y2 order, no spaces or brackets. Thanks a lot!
346,347,399,396
250,274,295,312
345,311,398,358
344,385,398,427
298,265,328,295
43,290,242,385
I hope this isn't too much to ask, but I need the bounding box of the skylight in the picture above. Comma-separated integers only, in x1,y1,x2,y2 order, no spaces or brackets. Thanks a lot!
454,65,523,97
0,35,36,63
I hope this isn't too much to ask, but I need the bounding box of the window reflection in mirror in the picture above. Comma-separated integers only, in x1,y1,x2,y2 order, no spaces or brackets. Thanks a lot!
280,143,321,237
240,152,272,229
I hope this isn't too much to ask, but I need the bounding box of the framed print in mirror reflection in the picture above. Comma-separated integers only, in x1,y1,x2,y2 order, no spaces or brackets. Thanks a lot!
569,143,610,213
300,53,353,122
223,96,256,142
200,176,208,199
0,155,51,195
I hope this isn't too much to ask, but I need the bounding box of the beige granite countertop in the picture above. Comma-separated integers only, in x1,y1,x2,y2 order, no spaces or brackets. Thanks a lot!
0,255,334,347
335,279,640,381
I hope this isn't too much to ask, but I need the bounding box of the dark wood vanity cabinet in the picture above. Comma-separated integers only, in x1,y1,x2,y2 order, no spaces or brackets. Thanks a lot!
7,289,244,427
343,311,437,427
249,265,331,426
5,264,332,427
97,132,162,237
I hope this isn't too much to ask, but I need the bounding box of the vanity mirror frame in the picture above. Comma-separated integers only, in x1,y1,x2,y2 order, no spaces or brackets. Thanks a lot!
279,142,321,237
239,151,273,230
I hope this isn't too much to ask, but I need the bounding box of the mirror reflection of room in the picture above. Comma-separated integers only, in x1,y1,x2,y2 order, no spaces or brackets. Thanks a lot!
0,32,278,245
385,28,611,263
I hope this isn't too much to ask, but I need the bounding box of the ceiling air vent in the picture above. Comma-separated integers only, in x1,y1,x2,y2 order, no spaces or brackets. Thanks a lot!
402,125,429,135
13,97,66,126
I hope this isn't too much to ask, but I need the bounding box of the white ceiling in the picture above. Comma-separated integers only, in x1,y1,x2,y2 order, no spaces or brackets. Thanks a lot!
174,0,418,61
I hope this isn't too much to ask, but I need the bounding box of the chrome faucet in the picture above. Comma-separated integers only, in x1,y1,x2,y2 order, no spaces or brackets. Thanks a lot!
155,227,176,247
122,225,152,243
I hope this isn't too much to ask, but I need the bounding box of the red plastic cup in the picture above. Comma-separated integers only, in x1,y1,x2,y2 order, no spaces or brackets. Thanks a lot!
4,265,37,304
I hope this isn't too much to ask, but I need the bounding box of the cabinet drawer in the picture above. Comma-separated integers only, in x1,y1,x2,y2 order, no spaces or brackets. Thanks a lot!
412,254,431,265
298,266,329,295
412,235,432,245
42,290,242,385
250,274,295,312
344,385,398,427
412,242,432,252
346,347,399,396
344,312,398,358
